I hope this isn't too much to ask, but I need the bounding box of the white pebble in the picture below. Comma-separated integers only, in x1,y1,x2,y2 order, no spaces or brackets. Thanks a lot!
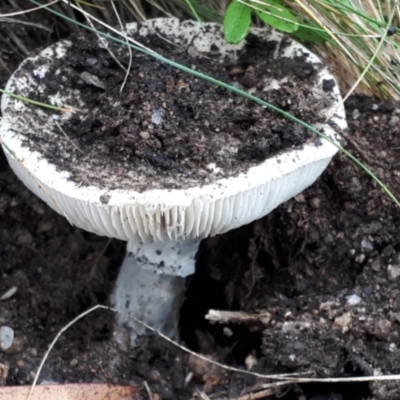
352,109,360,120
0,286,17,301
388,264,400,280
151,108,164,125
140,131,150,140
347,294,361,306
361,238,373,251
80,72,105,89
0,326,14,351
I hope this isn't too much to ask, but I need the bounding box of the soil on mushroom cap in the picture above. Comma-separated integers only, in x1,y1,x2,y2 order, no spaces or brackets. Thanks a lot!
10,26,336,191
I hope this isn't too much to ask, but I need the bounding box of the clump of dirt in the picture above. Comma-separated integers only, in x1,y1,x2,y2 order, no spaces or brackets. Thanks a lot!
8,24,337,191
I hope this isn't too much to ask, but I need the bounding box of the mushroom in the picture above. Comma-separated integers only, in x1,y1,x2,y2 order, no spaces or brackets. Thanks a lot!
0,18,347,345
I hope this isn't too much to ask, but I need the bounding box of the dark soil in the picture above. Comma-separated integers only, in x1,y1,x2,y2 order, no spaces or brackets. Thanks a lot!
2,4,400,400
8,24,335,191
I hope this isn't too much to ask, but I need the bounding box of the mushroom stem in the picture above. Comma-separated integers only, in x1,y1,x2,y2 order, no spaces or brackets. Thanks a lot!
111,239,200,345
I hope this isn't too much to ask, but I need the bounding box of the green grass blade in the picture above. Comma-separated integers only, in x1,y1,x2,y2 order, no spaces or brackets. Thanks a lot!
185,0,204,27
0,88,71,112
0,142,17,159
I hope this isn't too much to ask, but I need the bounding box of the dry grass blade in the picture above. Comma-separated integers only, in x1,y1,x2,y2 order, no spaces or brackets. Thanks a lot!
341,4,396,102
0,17,53,32
325,2,396,120
19,0,400,99
0,0,59,17
69,0,225,25
160,0,400,100
55,121,83,154
110,0,133,92
59,0,158,56
283,0,400,99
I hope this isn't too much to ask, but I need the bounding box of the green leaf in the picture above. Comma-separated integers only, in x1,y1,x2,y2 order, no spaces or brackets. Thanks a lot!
255,0,298,33
292,25,329,43
223,0,252,44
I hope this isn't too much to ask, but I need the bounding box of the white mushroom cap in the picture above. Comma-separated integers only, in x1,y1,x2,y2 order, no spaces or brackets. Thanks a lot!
0,18,347,245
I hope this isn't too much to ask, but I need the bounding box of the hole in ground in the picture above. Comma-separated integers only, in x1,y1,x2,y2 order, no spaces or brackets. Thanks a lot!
296,379,371,400
180,237,262,364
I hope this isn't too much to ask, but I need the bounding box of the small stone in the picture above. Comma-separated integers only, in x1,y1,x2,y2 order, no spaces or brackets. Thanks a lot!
37,221,54,233
369,318,392,340
352,109,360,119
389,116,400,126
309,197,321,209
355,253,366,263
0,286,17,301
69,358,78,367
16,359,24,368
347,294,361,306
371,259,382,272
16,231,32,245
382,245,395,257
113,330,129,353
32,203,45,215
294,193,306,203
29,347,37,356
388,264,400,280
245,354,258,370
361,238,373,251
150,370,162,382
151,108,164,125
80,71,105,89
334,313,351,333
343,202,356,212
349,176,362,192
99,194,110,205
86,58,98,66
0,326,14,351
140,131,150,140
223,327,233,337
